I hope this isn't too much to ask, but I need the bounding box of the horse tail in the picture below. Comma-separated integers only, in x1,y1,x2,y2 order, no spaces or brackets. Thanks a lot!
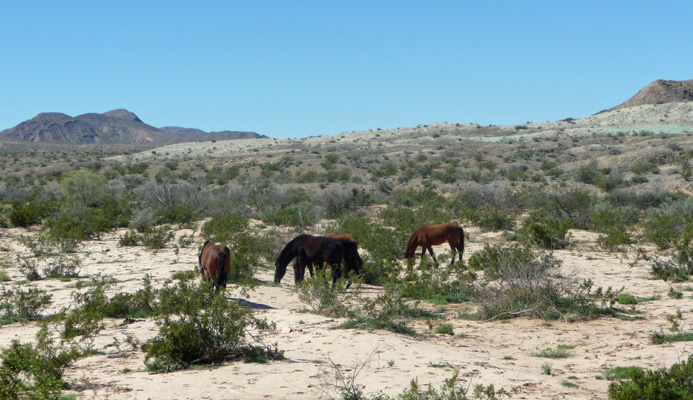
215,251,228,291
457,227,465,256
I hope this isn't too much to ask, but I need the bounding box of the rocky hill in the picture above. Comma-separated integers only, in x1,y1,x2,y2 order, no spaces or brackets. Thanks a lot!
608,79,693,111
0,109,264,150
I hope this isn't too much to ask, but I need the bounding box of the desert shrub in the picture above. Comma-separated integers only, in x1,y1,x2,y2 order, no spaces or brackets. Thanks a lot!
631,161,659,175
467,243,534,279
608,354,693,400
201,212,249,243
605,190,685,211
533,345,574,359
395,369,513,400
8,196,54,227
519,209,572,250
295,268,358,316
43,255,82,279
118,230,141,246
1,286,52,324
553,189,597,229
455,185,519,216
140,226,175,249
137,182,202,225
642,231,693,282
59,169,108,208
590,202,639,232
259,201,319,228
205,165,239,185
604,366,645,381
118,227,174,249
642,198,693,249
59,276,115,350
101,275,156,319
319,187,363,218
471,246,568,320
336,288,427,336
0,324,83,400
573,161,605,186
396,259,476,303
45,203,110,242
433,323,454,335
473,208,515,232
380,203,449,235
16,255,42,281
144,277,278,371
129,207,156,232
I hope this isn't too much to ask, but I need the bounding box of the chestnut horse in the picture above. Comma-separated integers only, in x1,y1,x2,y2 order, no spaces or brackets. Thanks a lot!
404,223,464,266
274,234,361,287
198,240,230,291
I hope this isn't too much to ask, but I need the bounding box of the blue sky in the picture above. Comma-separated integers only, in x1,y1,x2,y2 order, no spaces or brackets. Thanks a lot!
1,1,691,139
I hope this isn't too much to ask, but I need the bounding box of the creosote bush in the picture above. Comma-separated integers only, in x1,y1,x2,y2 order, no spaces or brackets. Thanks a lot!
144,277,279,371
0,324,83,400
295,268,359,316
519,209,571,250
608,354,693,400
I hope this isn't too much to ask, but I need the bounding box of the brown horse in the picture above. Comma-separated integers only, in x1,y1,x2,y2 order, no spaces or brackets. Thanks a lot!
404,223,464,266
198,240,230,291
274,234,361,287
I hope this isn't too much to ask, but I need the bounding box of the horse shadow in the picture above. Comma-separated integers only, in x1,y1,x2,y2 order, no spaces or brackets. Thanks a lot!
231,297,275,310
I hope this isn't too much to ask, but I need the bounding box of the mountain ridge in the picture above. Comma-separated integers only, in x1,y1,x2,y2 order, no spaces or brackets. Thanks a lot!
0,109,265,149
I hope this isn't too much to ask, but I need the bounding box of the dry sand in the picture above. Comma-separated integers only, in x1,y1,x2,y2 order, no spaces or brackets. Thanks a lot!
1,226,691,400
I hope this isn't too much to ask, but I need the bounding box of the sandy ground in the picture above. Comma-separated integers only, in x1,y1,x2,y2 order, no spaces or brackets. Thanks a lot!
1,226,692,400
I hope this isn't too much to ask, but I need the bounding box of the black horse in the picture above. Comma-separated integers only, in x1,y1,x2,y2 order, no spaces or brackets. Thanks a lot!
274,234,361,287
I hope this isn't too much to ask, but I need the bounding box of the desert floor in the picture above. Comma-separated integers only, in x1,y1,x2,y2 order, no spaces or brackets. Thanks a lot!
1,226,691,400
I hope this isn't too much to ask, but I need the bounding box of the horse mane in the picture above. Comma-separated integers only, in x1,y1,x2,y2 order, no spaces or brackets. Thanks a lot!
276,234,306,268
199,240,212,267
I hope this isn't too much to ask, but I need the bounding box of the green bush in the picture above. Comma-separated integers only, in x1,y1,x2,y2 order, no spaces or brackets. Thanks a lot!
643,199,693,249
9,196,53,227
474,208,515,232
467,244,534,279
519,209,572,249
0,324,82,400
433,323,454,335
573,161,605,186
608,355,693,399
144,278,278,371
1,287,52,324
471,246,567,320
295,268,357,316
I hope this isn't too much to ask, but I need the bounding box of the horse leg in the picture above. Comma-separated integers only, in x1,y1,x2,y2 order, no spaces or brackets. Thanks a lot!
293,258,303,284
426,246,437,264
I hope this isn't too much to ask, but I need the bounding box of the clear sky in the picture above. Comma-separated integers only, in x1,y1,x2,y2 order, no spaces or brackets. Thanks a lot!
1,1,691,139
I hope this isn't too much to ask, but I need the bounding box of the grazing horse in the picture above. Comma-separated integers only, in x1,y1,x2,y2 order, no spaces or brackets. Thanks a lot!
404,223,464,266
327,233,364,276
198,240,230,291
274,234,360,287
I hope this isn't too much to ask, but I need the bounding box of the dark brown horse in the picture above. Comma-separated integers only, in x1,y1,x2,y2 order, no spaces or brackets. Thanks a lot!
199,240,230,291
327,233,364,275
274,234,361,287
404,223,464,266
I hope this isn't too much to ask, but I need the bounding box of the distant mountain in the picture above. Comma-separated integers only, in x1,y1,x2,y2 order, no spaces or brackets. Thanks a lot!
159,126,267,140
0,109,265,149
609,79,693,111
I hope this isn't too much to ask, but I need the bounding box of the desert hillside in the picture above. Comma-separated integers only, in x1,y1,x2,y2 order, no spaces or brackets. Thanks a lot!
0,93,693,399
